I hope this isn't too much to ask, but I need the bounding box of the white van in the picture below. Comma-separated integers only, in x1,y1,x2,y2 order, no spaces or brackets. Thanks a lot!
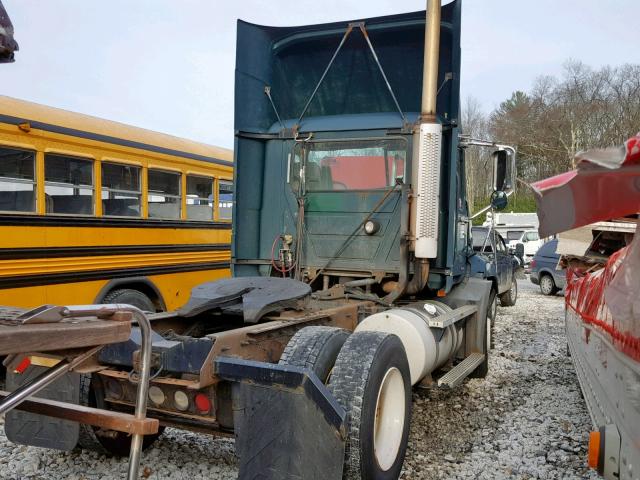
507,230,543,262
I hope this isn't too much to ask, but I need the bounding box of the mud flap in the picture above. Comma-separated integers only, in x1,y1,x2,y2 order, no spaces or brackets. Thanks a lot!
5,366,80,451
215,357,346,480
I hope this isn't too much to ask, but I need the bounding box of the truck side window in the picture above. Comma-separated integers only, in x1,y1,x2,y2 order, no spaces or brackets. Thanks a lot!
506,230,524,242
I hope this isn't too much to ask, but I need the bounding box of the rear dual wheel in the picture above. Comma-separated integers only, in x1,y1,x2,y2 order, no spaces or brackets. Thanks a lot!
278,326,349,382
280,327,412,480
329,332,411,480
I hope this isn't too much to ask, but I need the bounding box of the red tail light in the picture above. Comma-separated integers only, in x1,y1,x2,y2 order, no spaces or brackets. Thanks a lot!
195,393,211,414
14,357,31,374
530,259,536,268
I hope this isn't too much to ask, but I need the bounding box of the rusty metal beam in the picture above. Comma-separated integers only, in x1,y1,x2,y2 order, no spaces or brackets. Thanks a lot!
0,317,131,355
190,301,363,389
0,390,159,435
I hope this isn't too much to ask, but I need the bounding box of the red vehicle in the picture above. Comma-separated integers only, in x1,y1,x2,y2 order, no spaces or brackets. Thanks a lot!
533,133,640,480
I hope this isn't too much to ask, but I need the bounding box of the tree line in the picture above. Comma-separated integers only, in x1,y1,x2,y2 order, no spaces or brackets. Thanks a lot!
462,60,640,216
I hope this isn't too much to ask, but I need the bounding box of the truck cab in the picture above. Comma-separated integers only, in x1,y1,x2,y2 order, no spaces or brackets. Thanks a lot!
233,5,468,295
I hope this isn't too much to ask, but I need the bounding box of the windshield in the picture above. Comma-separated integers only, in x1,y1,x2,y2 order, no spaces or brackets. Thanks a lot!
291,139,407,192
506,230,524,242
525,231,540,241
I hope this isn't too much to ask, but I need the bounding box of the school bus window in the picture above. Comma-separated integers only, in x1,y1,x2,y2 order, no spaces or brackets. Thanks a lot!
44,154,94,215
218,180,233,220
101,162,141,217
0,146,36,213
148,169,181,219
186,175,213,220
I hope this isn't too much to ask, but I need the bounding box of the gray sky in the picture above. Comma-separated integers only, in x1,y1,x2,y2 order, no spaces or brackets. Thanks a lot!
3,0,639,149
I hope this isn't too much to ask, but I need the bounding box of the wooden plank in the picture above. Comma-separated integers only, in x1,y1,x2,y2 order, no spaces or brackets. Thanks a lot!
0,390,158,435
0,319,131,355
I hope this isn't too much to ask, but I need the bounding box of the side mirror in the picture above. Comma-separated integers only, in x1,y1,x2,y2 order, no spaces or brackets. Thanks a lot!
493,148,516,193
490,190,508,211
515,243,525,259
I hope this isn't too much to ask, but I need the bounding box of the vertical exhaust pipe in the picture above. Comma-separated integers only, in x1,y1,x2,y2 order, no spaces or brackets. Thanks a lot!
412,0,442,259
422,0,441,120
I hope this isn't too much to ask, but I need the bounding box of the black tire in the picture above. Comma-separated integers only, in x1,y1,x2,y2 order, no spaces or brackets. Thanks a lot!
77,374,164,456
499,276,518,307
539,274,558,296
102,288,155,312
487,289,497,350
328,331,411,480
487,288,497,327
473,313,491,379
278,326,350,383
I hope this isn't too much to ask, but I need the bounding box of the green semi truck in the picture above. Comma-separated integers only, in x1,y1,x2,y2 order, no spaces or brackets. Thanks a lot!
5,1,518,478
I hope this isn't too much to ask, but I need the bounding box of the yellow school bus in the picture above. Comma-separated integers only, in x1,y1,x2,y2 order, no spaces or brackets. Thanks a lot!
0,96,233,311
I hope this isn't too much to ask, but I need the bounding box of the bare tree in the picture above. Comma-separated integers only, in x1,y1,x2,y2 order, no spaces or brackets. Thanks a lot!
460,61,640,214
460,96,492,213
489,60,640,181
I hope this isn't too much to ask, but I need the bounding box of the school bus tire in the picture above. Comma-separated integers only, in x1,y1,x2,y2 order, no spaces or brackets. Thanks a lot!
101,288,155,312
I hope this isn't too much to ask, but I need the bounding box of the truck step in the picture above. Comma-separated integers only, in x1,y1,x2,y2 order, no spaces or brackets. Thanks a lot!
427,304,477,328
437,353,485,388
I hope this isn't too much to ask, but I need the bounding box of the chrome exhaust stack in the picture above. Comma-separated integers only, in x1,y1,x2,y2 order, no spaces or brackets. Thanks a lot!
422,0,441,120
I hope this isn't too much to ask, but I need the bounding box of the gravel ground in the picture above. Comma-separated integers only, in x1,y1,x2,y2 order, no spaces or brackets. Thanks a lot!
401,280,597,480
0,279,597,479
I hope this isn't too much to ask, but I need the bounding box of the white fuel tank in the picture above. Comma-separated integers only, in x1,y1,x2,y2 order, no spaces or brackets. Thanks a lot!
355,301,463,385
